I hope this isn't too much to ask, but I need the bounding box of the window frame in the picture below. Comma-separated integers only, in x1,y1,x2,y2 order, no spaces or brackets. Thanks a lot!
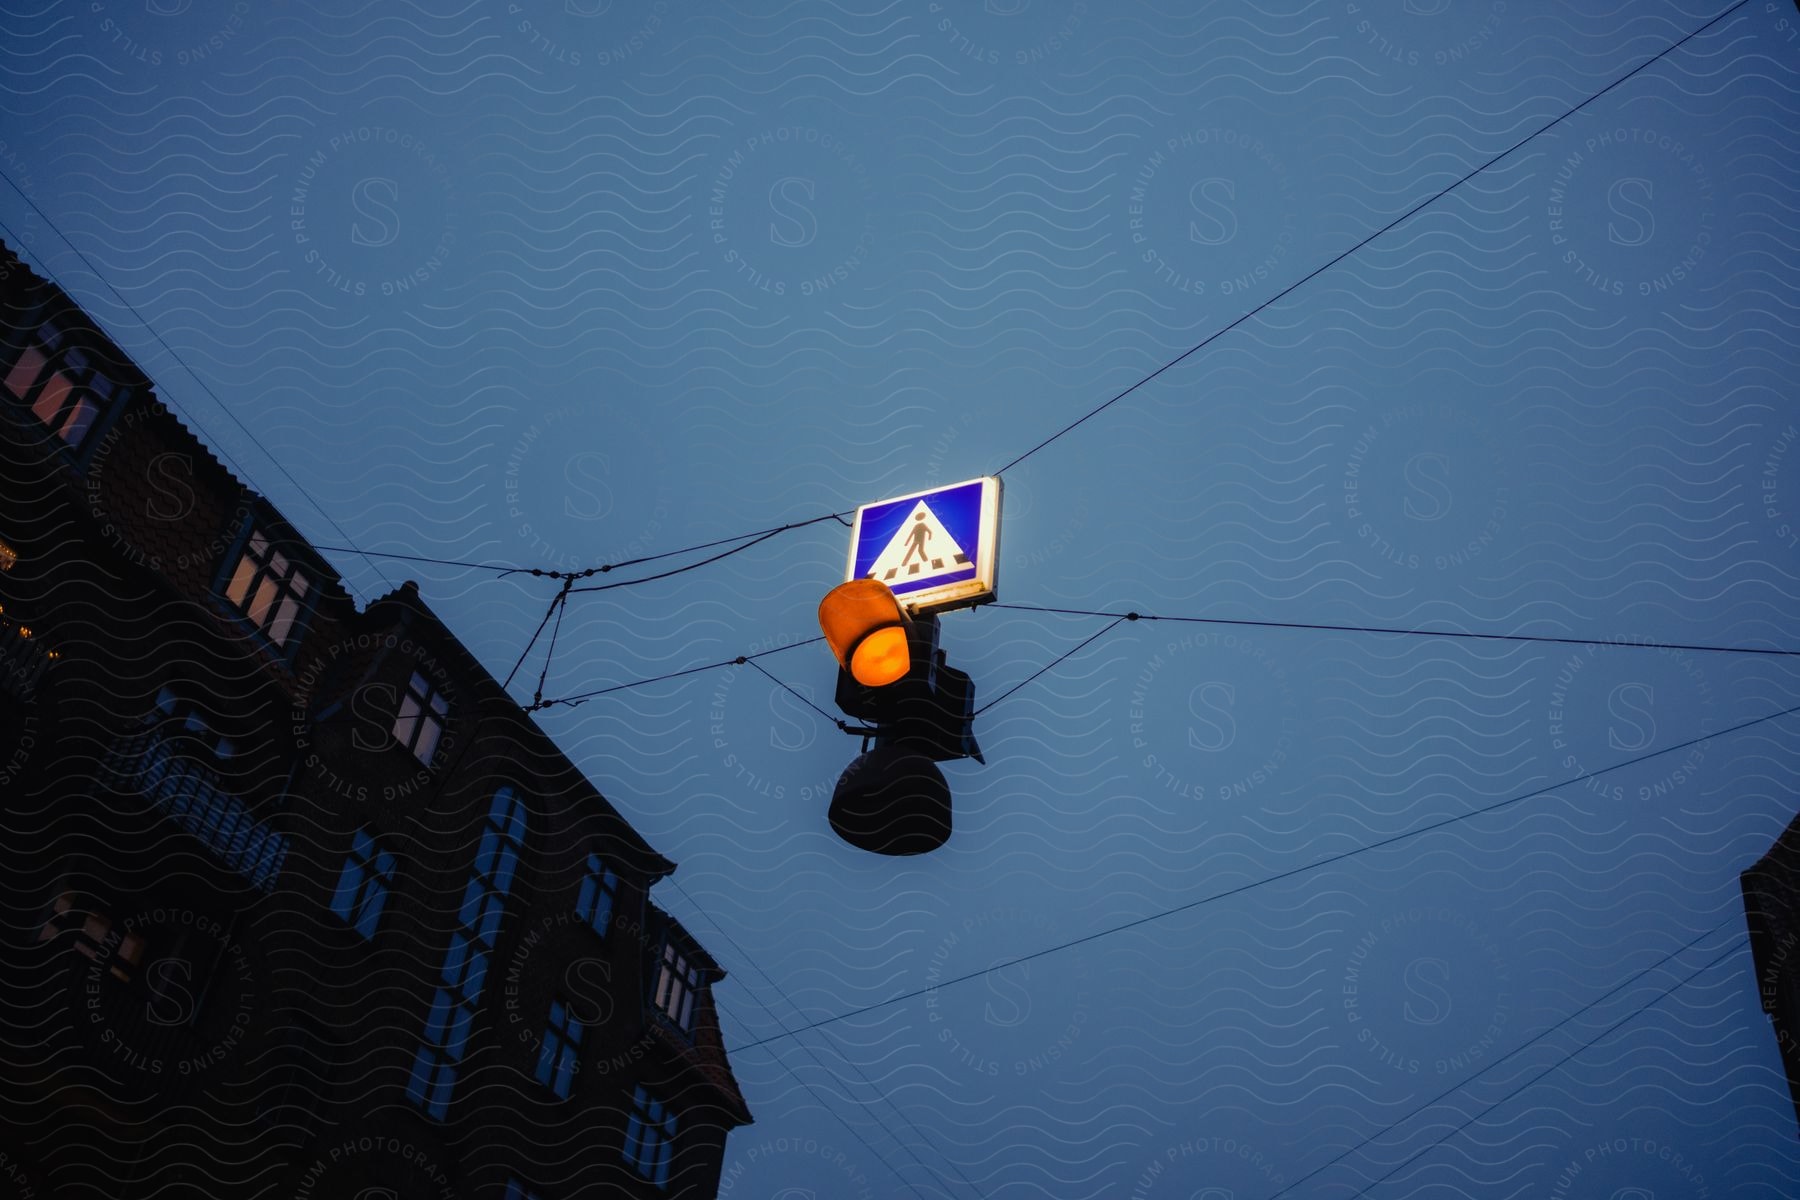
329,828,396,940
574,852,619,937
1,318,124,461
391,669,449,765
651,938,700,1035
39,892,146,983
622,1084,677,1188
214,519,316,656
406,786,529,1121
149,687,238,761
533,997,583,1099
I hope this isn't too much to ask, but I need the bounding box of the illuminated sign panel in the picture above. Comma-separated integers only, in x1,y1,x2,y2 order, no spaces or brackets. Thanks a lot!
845,477,1001,615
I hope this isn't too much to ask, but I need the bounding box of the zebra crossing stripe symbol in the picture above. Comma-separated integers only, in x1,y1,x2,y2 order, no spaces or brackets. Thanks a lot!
866,502,970,585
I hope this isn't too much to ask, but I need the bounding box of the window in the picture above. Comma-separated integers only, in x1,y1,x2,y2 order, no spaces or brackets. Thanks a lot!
502,1181,542,1200
1,343,44,397
409,990,461,1118
222,528,311,648
574,853,618,936
534,998,582,1099
38,893,146,982
149,687,235,759
406,786,528,1120
392,670,448,765
622,1085,676,1187
182,708,235,761
330,829,395,940
3,323,117,451
652,939,700,1033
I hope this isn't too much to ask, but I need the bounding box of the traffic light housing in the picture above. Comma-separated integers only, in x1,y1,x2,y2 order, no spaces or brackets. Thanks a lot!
817,580,984,855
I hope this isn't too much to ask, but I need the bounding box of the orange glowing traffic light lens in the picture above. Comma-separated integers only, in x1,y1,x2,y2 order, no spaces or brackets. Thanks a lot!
849,625,910,687
819,578,914,686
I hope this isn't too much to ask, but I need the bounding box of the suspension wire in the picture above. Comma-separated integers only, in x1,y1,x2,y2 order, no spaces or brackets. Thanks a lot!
528,593,1800,720
725,700,1800,1056
552,591,1799,726
1350,937,1747,1198
744,658,877,736
4,0,1751,616
308,545,539,575
312,512,856,581
666,879,984,1200
528,637,827,712
533,578,573,709
566,523,803,595
3,11,1766,1190
988,604,1800,660
973,614,1130,715
0,200,847,608
530,1,1756,1187
1267,917,1739,1199
502,590,566,692
988,0,1754,478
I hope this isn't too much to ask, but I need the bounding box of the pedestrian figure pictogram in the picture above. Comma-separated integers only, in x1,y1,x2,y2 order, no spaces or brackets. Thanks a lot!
867,503,970,583
901,513,931,568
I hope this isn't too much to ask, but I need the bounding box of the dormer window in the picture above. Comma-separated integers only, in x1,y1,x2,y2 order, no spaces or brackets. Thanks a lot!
3,322,117,452
222,528,311,649
651,939,699,1033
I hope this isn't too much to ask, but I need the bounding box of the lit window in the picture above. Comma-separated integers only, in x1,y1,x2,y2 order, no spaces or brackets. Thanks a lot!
2,344,45,397
392,670,448,765
534,998,582,1099
407,786,528,1120
574,853,618,936
39,893,145,982
652,940,699,1033
4,327,114,451
330,829,395,940
622,1085,676,1187
222,529,311,648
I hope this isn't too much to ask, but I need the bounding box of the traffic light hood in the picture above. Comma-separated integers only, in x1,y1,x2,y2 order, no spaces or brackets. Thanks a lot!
818,578,912,687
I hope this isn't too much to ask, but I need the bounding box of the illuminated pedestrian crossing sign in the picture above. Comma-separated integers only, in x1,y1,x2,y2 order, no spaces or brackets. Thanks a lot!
846,476,1002,615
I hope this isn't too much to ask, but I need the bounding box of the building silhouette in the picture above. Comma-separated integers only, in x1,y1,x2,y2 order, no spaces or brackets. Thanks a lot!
1744,810,1800,1137
0,241,752,1198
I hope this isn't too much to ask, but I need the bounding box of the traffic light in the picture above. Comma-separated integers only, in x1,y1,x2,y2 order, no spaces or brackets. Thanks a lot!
817,579,984,855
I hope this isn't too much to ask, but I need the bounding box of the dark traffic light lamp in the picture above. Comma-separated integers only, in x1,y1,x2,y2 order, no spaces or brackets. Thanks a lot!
817,580,984,855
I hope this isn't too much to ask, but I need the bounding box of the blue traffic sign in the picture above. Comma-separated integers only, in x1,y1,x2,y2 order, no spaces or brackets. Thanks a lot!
845,476,1002,614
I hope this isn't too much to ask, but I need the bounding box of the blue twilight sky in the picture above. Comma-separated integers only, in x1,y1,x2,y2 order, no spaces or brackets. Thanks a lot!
6,1,1800,1196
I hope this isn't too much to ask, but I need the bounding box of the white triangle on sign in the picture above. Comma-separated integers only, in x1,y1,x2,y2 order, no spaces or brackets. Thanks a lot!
866,501,972,587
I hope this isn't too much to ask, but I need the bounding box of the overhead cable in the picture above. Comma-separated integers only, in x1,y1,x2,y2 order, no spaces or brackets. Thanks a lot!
725,701,1800,1055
